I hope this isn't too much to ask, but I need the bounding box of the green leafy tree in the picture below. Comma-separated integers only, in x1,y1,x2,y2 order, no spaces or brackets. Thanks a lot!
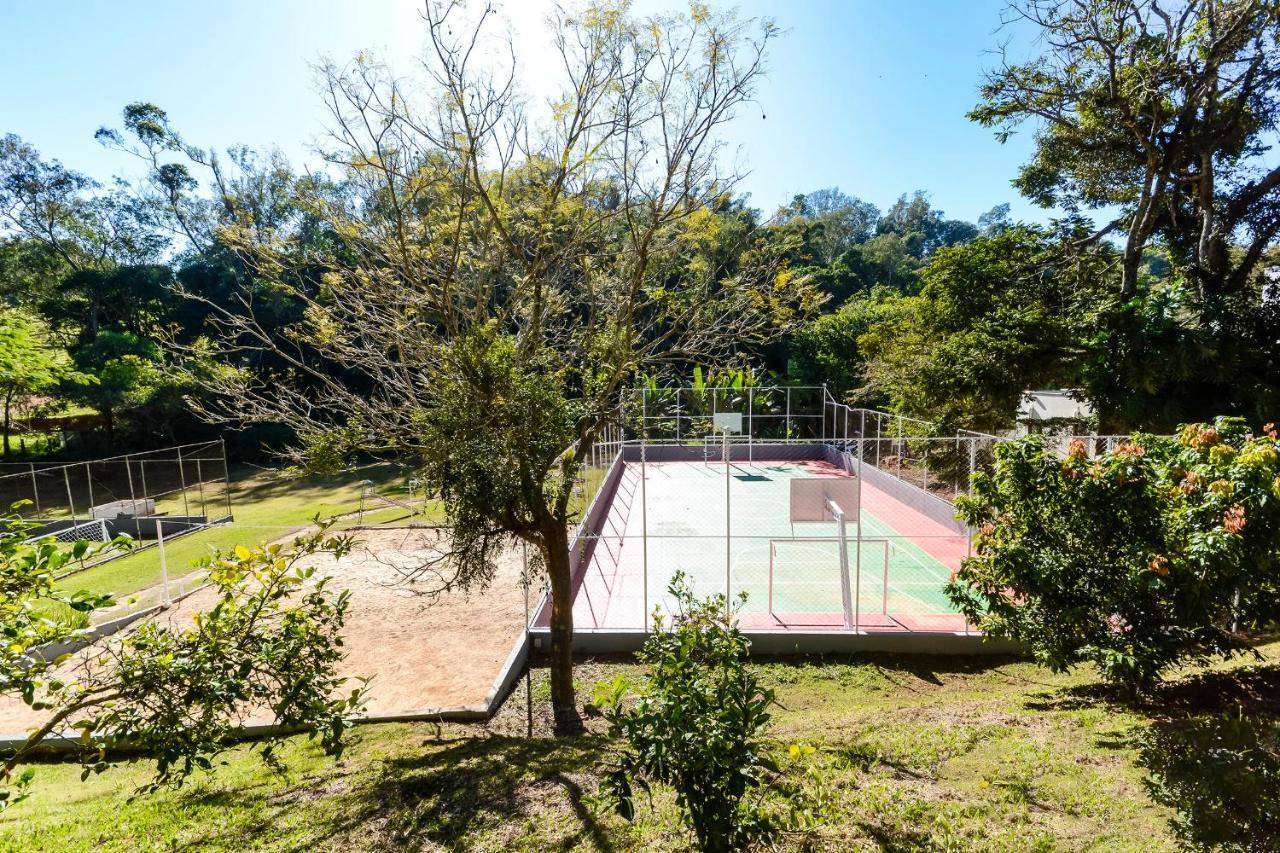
599,573,779,852
876,191,977,259
949,417,1280,688
971,0,1280,299
775,188,880,265
0,513,366,808
0,309,87,456
859,226,1107,431
789,286,910,401
66,330,171,437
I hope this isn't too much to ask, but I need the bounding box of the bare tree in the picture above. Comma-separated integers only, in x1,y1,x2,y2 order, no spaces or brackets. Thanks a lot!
171,1,817,733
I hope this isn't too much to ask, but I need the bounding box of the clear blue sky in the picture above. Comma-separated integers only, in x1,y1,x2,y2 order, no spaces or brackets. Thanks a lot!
0,0,1050,225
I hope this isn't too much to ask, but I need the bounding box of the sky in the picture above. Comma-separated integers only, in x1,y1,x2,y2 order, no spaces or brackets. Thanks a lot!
1,0,1051,225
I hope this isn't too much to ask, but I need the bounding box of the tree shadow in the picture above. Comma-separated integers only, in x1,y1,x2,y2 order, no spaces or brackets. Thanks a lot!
1140,713,1280,850
1021,662,1280,849
170,734,615,852
758,651,1026,685
228,462,407,506
1025,662,1280,718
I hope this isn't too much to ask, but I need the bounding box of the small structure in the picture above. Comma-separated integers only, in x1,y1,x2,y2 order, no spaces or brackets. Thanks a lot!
1015,390,1096,436
90,498,156,519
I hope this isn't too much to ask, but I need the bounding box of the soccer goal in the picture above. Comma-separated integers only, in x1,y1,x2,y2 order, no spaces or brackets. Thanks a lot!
23,518,110,546
766,536,890,628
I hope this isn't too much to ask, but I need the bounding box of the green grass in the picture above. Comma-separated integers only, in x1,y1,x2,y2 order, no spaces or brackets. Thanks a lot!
8,642,1279,851
54,464,443,608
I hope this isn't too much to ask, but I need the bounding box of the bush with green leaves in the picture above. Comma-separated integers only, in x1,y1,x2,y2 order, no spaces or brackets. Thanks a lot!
598,573,778,852
949,417,1280,688
1142,714,1280,851
1,513,366,808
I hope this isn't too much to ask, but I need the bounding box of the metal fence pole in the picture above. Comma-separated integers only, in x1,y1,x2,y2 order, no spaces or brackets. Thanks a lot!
125,454,136,506
29,463,40,516
897,421,903,480
157,519,171,607
675,388,681,442
221,438,234,520
84,462,94,511
177,446,190,518
969,437,977,494
63,466,77,526
875,413,882,467
785,386,792,438
724,429,731,605
196,458,207,518
140,460,149,506
821,384,827,441
855,434,863,633
641,442,649,633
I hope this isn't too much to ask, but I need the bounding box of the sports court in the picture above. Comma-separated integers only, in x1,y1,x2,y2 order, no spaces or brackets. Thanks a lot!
564,450,971,635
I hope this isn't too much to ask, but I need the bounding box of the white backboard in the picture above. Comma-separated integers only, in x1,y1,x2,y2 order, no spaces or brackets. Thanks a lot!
789,477,860,522
713,412,744,434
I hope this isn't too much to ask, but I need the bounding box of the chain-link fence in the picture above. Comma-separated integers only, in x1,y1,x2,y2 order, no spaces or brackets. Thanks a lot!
0,441,234,571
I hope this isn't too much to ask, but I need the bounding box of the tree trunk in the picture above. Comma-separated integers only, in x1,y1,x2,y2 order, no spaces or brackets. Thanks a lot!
541,522,583,735
2,390,12,459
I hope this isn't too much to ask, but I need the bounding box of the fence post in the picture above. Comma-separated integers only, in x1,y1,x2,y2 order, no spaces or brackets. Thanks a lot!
855,429,863,633
875,413,882,468
63,466,77,525
220,438,234,520
785,386,792,438
196,458,207,518
821,384,827,441
29,462,40,516
157,519,171,607
176,445,190,518
724,428,731,605
84,462,94,511
675,388,681,442
641,441,649,634
125,454,136,506
897,421,903,480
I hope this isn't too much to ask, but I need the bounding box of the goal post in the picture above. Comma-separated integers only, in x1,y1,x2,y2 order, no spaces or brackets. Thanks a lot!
767,536,890,628
23,518,110,546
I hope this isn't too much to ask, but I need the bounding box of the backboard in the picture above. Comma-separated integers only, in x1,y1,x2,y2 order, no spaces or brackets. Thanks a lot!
713,412,744,434
789,477,860,522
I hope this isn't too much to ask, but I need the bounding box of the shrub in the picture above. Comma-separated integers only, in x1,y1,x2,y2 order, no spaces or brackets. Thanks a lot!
599,573,778,852
1,513,366,806
949,417,1280,688
1142,715,1280,851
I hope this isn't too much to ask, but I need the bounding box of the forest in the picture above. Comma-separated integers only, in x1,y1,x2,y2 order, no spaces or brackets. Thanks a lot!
3,0,1276,462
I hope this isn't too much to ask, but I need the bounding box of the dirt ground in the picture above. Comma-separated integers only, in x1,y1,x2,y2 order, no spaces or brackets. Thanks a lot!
0,528,532,734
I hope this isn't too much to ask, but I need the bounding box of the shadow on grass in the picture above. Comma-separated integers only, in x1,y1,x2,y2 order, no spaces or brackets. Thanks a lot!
227,462,408,509
1024,661,1280,718
1022,662,1280,851
172,734,616,852
756,650,1026,682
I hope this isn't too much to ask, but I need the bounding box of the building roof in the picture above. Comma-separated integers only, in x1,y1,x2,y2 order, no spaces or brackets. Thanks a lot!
1017,390,1095,422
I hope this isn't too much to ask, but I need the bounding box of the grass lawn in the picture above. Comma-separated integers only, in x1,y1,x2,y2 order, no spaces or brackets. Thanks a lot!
7,640,1279,851
53,464,444,609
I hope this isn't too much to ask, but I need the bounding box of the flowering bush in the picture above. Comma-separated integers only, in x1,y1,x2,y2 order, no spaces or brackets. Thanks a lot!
949,417,1280,688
